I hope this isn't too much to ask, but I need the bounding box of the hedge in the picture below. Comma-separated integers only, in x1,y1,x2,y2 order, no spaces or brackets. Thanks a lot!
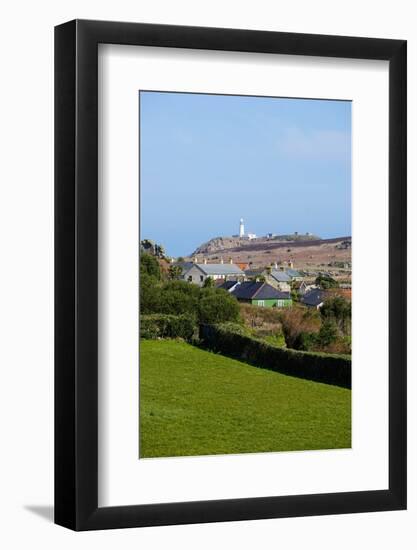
199,324,351,388
140,314,197,341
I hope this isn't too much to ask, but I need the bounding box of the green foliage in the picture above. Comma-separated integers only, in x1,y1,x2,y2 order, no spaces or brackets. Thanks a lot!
167,264,183,280
293,331,319,351
140,252,161,279
140,340,351,457
158,280,200,318
317,320,338,346
320,296,351,334
140,276,240,325
198,288,240,324
140,314,197,341
315,274,339,289
199,324,351,388
263,332,287,347
202,276,214,288
140,273,162,314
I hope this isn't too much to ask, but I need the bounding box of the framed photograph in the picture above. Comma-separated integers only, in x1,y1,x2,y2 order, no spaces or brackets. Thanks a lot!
55,20,406,530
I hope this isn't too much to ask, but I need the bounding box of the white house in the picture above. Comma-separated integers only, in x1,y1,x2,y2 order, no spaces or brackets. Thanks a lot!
182,263,245,287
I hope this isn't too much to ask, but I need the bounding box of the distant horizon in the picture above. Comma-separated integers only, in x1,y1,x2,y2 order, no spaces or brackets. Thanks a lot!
142,226,352,258
140,91,351,257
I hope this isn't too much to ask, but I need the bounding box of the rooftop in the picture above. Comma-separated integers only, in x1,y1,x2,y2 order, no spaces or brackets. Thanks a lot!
194,263,244,276
269,270,292,282
301,289,326,307
231,281,291,301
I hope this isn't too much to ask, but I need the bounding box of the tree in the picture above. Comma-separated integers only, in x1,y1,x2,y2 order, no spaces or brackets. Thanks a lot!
158,280,200,317
202,276,214,288
198,288,240,324
168,264,183,280
140,273,161,314
317,320,338,347
140,252,161,279
315,274,339,289
320,296,351,334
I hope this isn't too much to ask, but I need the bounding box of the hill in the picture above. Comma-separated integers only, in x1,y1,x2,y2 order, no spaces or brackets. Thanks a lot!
189,235,352,275
140,339,351,458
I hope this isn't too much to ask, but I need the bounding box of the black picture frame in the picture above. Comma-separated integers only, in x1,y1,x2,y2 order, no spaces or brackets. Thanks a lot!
55,19,407,531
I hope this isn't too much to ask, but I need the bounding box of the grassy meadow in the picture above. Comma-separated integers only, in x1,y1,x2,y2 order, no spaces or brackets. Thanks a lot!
139,340,351,458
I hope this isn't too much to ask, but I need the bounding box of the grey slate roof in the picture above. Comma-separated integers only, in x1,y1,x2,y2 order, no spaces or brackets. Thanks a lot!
301,289,326,307
244,269,264,278
195,263,244,276
174,262,194,272
286,268,302,278
231,282,291,301
217,280,239,291
269,270,292,282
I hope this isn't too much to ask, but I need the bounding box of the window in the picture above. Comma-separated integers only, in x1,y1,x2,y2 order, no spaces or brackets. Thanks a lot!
188,276,192,282
258,300,265,307
200,275,204,282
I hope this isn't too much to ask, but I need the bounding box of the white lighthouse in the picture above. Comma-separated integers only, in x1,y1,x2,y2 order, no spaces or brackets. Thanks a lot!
239,218,245,238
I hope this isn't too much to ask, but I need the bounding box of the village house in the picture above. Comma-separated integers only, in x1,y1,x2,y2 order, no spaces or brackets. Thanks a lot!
231,281,292,308
244,268,264,281
292,280,313,296
286,268,303,281
182,261,245,287
264,269,292,291
301,289,327,309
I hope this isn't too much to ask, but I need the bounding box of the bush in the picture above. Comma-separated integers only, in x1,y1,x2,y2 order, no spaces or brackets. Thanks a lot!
140,275,240,324
315,274,338,289
140,273,162,314
279,307,321,348
198,288,241,324
140,252,161,279
320,296,351,335
199,324,351,388
140,314,197,341
159,283,200,318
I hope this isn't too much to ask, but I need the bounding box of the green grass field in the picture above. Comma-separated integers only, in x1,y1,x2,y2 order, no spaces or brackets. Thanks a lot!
140,340,351,458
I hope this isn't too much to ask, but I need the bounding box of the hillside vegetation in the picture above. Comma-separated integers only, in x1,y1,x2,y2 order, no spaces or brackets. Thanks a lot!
140,340,351,458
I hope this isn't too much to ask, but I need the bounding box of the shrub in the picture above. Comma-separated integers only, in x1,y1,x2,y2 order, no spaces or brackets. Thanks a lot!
320,296,351,335
317,320,338,346
140,273,162,314
159,287,199,318
199,324,351,388
202,276,214,288
198,288,240,324
315,274,338,289
279,307,321,348
140,252,161,279
140,314,197,341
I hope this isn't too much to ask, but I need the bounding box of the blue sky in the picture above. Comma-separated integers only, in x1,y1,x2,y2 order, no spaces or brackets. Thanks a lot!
140,91,351,257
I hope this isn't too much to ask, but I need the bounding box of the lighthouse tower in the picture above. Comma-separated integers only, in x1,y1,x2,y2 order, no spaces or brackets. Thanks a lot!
239,218,245,238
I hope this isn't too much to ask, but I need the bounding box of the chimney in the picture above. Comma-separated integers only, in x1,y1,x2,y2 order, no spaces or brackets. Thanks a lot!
204,258,207,264
220,257,224,264
194,256,198,263
274,262,278,269
229,258,233,264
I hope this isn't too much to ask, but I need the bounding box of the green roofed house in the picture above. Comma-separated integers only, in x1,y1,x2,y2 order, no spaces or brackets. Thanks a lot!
231,281,292,308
